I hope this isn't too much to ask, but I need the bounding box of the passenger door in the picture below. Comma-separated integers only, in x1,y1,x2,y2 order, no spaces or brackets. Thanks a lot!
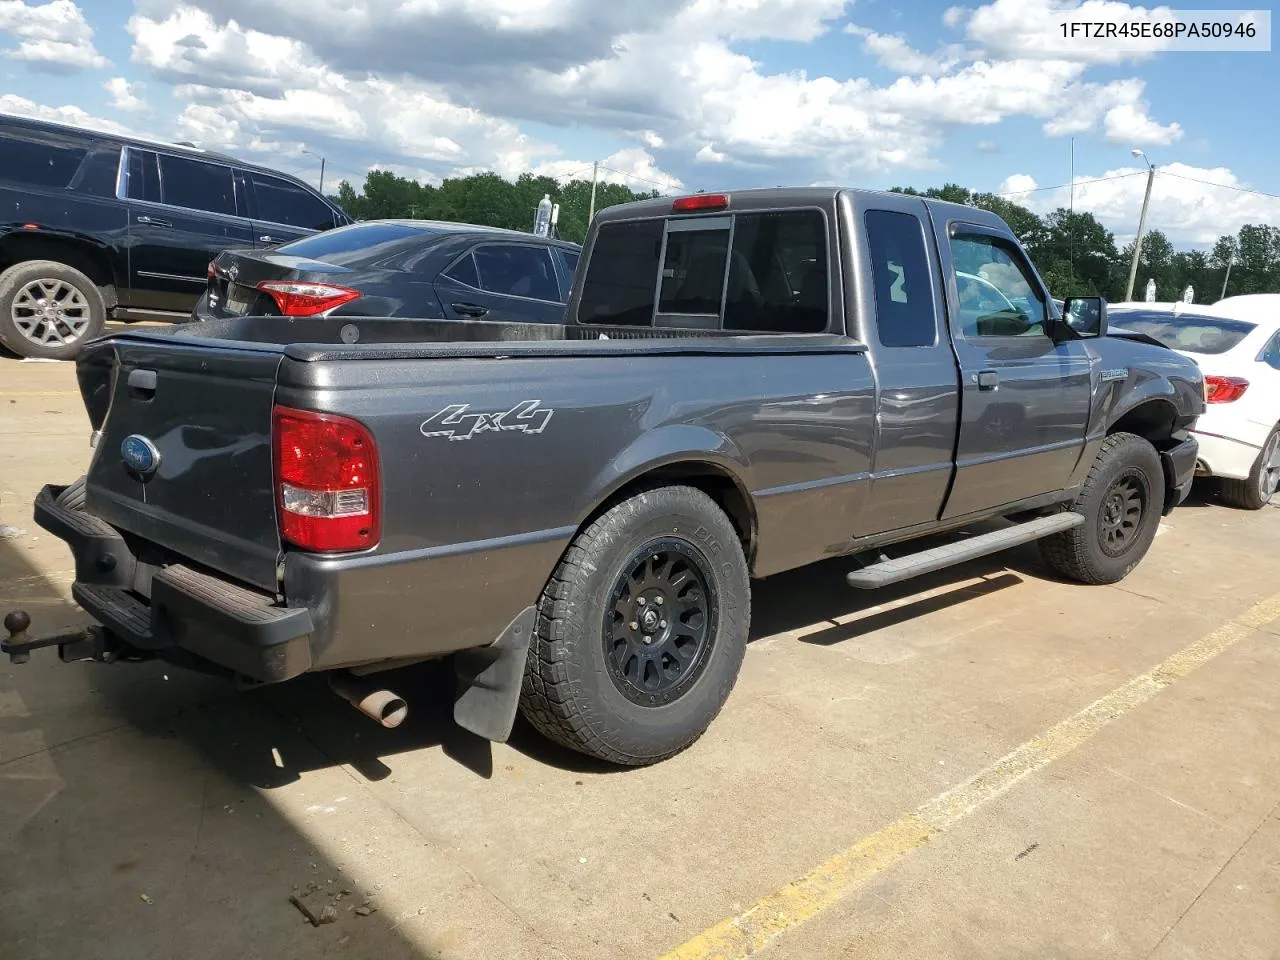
434,242,565,323
936,222,1092,518
856,201,961,535
243,170,342,247
124,148,255,313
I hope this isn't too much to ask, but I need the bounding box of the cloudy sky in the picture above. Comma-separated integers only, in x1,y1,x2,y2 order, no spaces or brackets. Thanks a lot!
0,0,1275,246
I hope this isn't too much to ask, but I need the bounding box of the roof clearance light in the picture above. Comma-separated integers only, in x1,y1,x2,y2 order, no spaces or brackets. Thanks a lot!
672,193,729,213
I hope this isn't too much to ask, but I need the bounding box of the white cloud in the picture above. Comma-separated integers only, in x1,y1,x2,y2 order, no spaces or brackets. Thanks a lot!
998,164,1280,245
0,92,131,134
104,77,144,110
112,0,1186,187
976,139,1000,154
954,0,1178,64
530,148,683,191
845,24,965,76
0,0,108,71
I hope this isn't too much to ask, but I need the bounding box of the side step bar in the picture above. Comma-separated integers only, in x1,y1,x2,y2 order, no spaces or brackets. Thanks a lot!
845,513,1084,589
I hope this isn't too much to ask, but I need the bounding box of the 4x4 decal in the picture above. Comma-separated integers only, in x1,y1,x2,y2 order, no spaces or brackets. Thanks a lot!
420,400,554,441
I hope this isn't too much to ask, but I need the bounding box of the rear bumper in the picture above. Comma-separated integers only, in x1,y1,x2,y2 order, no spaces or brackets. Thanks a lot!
1160,435,1199,514
1192,429,1260,481
34,484,314,682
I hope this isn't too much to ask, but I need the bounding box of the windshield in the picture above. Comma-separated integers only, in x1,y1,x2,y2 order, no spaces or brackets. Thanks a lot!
277,222,432,264
1109,310,1256,355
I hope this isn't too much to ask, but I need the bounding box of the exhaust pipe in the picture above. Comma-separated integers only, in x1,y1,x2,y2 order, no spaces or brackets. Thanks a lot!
328,672,408,728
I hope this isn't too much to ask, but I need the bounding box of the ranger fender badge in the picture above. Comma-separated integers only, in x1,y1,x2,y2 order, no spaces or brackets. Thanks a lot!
1100,368,1129,383
420,400,554,441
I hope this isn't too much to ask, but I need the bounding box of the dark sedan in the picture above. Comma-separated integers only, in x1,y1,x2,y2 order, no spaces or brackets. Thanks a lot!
196,220,581,323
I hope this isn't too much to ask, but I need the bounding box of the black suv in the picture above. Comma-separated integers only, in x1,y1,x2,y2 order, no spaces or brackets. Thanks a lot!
0,114,350,359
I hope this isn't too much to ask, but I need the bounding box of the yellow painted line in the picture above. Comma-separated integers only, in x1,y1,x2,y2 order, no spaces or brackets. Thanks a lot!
660,591,1280,960
2,391,77,397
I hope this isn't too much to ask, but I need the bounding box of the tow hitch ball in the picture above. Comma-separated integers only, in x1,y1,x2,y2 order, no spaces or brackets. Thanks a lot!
3,610,113,665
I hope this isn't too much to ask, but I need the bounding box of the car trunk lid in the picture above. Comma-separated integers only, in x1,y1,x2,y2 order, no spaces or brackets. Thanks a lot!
83,336,284,591
204,249,355,319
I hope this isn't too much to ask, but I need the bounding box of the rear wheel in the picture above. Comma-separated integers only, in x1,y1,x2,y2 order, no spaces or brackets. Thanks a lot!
1219,426,1280,510
519,485,750,766
1040,432,1164,585
0,261,106,360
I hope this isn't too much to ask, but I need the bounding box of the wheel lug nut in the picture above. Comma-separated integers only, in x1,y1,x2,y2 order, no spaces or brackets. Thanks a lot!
654,597,663,605
643,635,652,644
659,621,667,629
629,621,638,631
637,597,646,606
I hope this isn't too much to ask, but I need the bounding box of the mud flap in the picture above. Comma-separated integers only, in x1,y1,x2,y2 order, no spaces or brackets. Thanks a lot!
452,605,536,743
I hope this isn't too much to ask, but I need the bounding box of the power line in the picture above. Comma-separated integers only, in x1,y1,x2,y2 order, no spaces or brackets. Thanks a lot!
1157,170,1280,201
597,164,681,191
995,170,1147,197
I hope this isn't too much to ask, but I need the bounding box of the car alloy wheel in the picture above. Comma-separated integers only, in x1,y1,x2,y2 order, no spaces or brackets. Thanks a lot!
11,278,92,347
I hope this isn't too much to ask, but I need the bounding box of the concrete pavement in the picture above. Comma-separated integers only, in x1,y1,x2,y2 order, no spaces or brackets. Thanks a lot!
2,357,1277,960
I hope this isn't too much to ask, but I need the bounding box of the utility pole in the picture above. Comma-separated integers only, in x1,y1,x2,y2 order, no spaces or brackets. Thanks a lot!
1124,149,1156,302
1220,252,1233,300
303,149,326,194
587,161,599,224
1069,137,1074,213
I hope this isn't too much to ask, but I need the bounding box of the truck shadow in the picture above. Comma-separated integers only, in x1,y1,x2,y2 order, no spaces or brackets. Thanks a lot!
0,536,452,960
0,524,1048,792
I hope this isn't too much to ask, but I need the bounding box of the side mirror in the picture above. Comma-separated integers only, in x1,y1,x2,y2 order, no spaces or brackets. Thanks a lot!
1061,296,1108,339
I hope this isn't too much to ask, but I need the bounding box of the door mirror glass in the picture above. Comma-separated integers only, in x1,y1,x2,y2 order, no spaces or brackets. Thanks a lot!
1062,296,1108,338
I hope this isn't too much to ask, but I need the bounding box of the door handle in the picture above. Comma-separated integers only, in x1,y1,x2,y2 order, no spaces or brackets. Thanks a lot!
135,215,171,227
451,302,489,318
127,368,157,400
258,235,281,244
976,370,999,390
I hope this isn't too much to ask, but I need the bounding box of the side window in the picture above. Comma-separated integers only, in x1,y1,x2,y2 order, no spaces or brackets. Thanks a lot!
560,249,580,278
443,251,480,287
1261,331,1280,370
949,232,1048,338
473,244,560,301
658,221,730,322
578,219,663,325
157,154,237,216
864,210,936,348
0,128,88,189
126,148,160,203
250,172,337,230
70,145,122,198
724,210,828,333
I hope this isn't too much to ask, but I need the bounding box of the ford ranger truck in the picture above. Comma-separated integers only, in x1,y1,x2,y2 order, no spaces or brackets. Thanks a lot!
4,187,1204,767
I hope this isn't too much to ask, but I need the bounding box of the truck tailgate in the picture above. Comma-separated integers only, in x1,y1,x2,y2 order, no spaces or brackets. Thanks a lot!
84,339,283,590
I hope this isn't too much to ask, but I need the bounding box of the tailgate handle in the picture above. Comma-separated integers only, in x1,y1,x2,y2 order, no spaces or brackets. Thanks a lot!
128,368,157,400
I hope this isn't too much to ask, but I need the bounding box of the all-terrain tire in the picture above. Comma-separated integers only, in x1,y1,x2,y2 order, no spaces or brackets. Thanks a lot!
519,485,751,766
0,261,106,360
1040,432,1164,585
1218,424,1280,511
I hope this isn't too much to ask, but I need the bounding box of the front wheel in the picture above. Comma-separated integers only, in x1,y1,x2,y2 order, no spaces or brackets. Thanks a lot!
1040,432,1164,585
1218,425,1280,510
519,485,750,766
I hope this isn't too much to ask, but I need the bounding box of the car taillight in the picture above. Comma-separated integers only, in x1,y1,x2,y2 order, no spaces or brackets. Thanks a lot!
1204,375,1249,403
273,406,380,552
257,280,361,316
672,193,729,212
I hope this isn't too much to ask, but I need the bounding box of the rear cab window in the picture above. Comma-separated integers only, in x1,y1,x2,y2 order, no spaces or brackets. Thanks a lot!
576,208,830,333
864,210,937,348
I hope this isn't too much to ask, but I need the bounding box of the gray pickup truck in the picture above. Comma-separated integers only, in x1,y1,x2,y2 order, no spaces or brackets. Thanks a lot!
5,187,1205,766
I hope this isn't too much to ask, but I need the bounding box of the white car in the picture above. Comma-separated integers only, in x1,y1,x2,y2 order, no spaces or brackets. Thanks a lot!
1109,298,1280,509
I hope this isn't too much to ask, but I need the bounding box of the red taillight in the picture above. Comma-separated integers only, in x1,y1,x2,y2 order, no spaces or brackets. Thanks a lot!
257,280,361,316
672,193,729,213
273,406,380,552
1205,375,1249,403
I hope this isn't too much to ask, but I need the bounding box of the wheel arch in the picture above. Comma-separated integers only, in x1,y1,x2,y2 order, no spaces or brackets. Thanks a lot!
0,232,120,308
580,427,758,568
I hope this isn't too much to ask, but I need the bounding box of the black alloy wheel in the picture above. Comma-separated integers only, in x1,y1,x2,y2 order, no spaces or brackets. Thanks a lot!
603,539,718,706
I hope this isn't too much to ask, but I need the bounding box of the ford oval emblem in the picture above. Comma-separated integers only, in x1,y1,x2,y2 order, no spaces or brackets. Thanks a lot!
120,434,161,477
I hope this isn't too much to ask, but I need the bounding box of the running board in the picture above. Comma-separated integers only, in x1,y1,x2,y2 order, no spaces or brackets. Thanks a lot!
845,513,1084,589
